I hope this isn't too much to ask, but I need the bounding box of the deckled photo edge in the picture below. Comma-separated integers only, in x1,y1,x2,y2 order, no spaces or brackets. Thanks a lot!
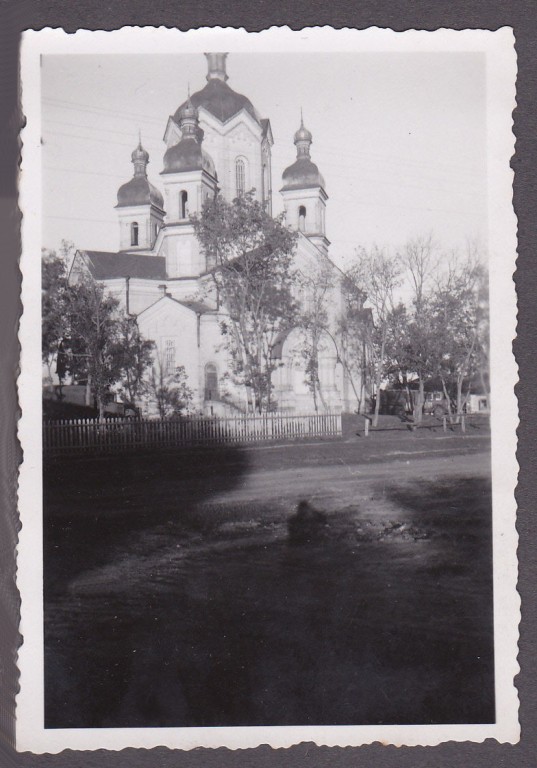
17,25,519,753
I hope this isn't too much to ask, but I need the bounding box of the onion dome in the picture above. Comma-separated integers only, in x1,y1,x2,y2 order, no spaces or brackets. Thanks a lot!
116,137,164,209
294,112,313,144
131,141,149,166
173,53,261,125
162,95,216,177
281,115,325,191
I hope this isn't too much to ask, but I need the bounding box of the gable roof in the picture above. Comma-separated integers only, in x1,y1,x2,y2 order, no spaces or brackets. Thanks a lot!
137,293,214,319
80,250,167,280
171,297,214,314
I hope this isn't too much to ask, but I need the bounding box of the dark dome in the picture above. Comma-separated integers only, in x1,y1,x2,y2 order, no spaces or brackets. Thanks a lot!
117,176,164,209
162,137,216,177
174,78,260,125
281,158,325,191
131,143,149,165
294,123,312,144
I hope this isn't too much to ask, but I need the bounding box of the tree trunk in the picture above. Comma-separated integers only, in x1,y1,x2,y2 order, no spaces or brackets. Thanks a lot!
441,376,454,424
413,379,425,424
456,376,464,423
311,382,318,413
317,375,329,412
372,366,382,428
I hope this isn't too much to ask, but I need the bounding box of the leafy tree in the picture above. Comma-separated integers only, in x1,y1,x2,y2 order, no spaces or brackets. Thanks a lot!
42,251,157,417
145,358,193,419
193,190,298,412
112,316,155,405
63,276,123,418
42,251,69,386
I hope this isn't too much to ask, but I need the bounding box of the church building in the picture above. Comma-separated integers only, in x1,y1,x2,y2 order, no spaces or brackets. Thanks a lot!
68,53,364,415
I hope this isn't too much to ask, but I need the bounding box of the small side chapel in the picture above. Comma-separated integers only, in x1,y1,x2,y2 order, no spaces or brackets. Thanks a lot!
68,53,364,414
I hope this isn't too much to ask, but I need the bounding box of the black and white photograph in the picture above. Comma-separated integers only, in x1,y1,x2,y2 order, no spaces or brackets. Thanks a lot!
17,26,519,752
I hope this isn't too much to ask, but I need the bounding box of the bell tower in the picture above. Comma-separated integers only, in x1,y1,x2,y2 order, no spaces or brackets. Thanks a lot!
115,137,165,251
280,114,329,256
160,96,219,276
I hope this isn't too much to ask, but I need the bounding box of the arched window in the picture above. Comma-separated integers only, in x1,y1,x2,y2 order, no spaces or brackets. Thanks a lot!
131,221,139,246
180,190,188,219
235,158,246,197
204,363,219,401
298,206,306,232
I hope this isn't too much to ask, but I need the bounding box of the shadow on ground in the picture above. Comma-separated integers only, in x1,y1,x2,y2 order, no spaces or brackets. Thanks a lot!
43,447,494,728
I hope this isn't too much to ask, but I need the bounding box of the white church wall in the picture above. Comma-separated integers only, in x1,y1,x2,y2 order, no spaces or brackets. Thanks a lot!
282,187,326,236
137,299,203,409
199,109,265,204
159,225,203,277
127,280,164,316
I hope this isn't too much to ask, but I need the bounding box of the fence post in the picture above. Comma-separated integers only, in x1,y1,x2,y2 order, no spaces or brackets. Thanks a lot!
364,417,369,437
443,416,447,433
461,414,466,433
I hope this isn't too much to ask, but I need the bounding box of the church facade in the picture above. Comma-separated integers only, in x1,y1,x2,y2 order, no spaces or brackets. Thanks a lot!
68,53,365,415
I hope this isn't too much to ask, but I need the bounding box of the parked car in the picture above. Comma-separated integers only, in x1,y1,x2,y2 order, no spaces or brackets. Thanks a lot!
423,391,454,418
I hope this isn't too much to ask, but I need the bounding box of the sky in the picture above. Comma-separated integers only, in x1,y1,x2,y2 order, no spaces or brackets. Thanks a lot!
41,51,488,269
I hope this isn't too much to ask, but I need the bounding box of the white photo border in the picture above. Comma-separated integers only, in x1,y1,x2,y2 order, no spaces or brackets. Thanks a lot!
17,25,519,753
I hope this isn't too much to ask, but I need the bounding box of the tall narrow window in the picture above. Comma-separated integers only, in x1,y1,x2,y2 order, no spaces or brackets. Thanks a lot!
164,338,176,375
131,221,139,246
235,158,246,197
298,206,306,232
204,363,218,401
180,190,188,219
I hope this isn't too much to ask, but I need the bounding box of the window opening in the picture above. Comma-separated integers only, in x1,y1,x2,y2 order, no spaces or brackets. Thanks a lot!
235,158,246,197
164,338,176,375
204,363,218,401
298,206,306,232
180,191,188,219
131,221,139,246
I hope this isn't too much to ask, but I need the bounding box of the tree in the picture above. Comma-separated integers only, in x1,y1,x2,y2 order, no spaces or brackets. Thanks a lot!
430,252,488,420
339,274,373,414
145,357,193,419
42,251,69,386
42,251,157,418
63,276,124,418
395,234,440,422
346,246,401,426
193,190,298,412
295,261,334,412
112,316,155,405
399,233,438,314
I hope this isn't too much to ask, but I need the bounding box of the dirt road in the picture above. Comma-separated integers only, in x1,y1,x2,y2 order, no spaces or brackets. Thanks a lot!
44,438,494,729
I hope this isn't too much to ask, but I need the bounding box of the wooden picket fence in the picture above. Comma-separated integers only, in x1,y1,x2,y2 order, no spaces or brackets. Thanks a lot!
43,412,342,456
